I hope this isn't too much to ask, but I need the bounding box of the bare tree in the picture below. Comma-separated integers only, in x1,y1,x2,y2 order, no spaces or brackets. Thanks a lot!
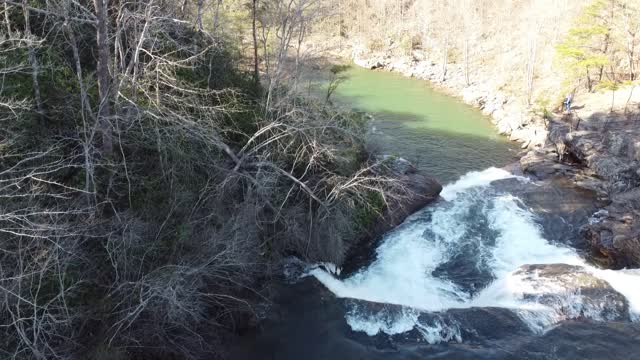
252,0,260,85
0,1,408,358
93,0,113,156
525,31,538,105
21,0,45,121
441,34,448,82
213,0,223,33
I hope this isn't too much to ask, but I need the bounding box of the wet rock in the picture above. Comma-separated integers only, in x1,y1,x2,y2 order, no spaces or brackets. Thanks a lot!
371,156,442,214
583,197,640,268
444,307,531,341
517,320,640,360
280,256,311,283
519,149,575,180
514,264,629,321
377,155,418,175
492,177,607,249
341,300,531,345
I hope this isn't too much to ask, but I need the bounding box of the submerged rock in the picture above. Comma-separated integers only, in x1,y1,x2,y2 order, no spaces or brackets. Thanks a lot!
514,264,629,322
339,298,532,346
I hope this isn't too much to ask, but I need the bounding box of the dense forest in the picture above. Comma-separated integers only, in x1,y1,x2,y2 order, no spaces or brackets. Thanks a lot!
0,0,407,358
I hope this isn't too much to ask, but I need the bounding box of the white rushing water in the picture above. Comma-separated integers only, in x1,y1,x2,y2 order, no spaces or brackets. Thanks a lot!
310,168,640,342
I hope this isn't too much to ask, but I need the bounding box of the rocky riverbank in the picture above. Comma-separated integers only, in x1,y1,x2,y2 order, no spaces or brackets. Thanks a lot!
521,117,640,269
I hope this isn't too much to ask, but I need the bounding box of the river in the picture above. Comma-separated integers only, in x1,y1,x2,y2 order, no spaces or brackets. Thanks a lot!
324,66,519,183
236,66,640,360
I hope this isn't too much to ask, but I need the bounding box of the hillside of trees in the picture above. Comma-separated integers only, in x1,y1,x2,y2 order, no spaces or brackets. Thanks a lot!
0,1,407,358
311,0,639,110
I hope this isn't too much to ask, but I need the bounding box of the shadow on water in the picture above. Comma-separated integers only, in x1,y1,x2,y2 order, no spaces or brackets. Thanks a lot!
366,109,519,184
305,66,520,183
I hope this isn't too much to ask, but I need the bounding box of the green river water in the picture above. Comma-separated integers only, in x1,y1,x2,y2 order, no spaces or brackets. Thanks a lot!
324,66,519,183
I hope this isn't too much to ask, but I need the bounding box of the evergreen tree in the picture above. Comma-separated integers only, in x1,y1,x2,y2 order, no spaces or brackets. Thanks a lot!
557,0,615,92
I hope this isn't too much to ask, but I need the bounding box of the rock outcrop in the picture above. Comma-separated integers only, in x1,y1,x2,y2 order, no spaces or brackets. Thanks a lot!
371,155,442,229
519,118,640,268
583,192,640,269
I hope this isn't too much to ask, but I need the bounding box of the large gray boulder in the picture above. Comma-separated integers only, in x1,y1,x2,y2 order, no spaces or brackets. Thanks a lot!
515,264,629,322
583,191,640,268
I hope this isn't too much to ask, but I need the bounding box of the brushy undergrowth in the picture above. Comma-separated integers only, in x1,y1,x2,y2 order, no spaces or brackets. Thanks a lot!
0,2,404,359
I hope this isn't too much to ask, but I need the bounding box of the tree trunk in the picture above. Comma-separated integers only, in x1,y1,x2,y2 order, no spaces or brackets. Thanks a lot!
196,0,204,30
526,35,537,105
599,33,610,82
252,0,260,86
629,36,636,81
611,89,615,113
213,0,222,33
93,0,113,156
464,37,470,86
625,85,635,114
4,2,12,36
180,0,188,16
441,35,448,82
22,0,45,122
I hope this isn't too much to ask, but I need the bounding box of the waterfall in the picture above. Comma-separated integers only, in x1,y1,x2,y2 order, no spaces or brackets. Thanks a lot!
311,168,640,343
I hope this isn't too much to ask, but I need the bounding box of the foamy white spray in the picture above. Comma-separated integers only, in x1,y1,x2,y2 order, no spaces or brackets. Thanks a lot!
311,167,640,342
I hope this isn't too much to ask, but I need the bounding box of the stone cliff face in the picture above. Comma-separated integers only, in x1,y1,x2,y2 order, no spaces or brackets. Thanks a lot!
567,129,640,269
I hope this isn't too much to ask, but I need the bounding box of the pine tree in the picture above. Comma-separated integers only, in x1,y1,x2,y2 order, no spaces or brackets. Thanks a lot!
557,0,615,92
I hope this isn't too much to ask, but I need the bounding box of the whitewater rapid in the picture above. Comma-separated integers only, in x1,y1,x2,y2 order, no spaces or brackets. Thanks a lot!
311,168,640,342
